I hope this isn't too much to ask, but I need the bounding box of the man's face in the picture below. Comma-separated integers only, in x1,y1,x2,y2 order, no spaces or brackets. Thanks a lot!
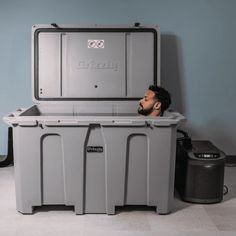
138,90,158,116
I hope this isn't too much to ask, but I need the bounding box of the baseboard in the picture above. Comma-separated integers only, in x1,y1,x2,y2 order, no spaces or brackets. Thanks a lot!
226,155,236,164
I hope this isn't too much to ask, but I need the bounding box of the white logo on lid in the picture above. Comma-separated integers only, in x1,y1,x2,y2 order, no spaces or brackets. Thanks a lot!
88,40,105,49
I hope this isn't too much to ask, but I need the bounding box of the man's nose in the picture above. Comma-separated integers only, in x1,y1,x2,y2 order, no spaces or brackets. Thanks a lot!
139,100,143,108
139,97,144,103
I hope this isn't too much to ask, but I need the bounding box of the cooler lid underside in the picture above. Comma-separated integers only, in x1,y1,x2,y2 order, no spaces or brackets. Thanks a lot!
33,27,159,101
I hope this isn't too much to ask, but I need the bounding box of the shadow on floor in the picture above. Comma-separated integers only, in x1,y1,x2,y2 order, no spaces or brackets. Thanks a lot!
34,205,74,214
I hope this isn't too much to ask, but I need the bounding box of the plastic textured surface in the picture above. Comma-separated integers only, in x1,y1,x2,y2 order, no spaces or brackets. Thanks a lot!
6,112,183,214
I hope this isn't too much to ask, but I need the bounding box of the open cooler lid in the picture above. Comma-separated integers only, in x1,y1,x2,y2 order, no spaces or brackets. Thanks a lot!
32,24,160,102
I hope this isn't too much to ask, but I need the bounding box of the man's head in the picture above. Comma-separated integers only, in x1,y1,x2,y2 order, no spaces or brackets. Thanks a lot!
138,85,171,117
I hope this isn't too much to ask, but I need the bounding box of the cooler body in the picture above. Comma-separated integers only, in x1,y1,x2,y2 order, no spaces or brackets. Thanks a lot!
8,109,181,214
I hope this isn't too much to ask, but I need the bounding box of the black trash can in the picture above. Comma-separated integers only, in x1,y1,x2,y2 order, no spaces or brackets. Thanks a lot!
175,140,226,204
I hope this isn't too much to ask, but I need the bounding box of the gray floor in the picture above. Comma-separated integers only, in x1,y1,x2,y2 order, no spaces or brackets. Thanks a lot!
0,166,236,236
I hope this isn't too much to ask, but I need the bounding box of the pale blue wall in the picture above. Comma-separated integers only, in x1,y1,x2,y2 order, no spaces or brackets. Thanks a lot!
0,0,236,155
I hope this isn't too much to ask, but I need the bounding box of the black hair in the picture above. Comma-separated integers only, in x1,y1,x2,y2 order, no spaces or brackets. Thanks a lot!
148,85,171,115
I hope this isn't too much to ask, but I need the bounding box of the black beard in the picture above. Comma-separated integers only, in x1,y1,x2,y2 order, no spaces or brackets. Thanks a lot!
138,106,154,116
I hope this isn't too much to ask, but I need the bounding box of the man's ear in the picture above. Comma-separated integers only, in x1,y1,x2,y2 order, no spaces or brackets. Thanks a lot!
153,101,161,111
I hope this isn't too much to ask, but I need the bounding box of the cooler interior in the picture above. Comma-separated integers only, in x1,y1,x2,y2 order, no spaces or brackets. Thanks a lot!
17,104,179,120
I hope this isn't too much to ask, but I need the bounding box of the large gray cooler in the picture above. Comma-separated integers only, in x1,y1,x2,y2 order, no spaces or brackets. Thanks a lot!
4,24,185,215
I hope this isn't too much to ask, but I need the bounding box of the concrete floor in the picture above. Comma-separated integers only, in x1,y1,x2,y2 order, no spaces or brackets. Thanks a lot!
0,166,236,236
